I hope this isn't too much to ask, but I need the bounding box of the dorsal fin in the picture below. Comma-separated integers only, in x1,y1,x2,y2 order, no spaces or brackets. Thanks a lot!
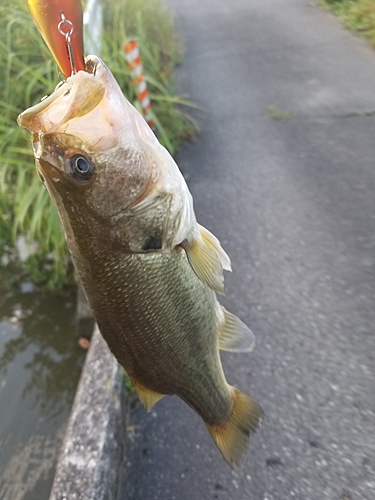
182,224,231,294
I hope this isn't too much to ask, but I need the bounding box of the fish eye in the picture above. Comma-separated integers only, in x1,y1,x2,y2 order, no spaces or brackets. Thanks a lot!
67,154,93,181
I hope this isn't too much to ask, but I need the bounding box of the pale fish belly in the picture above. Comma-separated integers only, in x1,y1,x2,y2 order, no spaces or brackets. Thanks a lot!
79,248,233,425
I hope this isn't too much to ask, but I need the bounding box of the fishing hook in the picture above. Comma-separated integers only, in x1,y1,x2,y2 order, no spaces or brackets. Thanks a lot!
58,12,77,75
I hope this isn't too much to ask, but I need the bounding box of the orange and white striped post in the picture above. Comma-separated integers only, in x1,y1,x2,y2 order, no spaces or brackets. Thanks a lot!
124,40,155,129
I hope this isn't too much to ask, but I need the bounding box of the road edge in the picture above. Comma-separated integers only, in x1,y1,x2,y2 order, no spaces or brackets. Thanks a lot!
49,325,126,500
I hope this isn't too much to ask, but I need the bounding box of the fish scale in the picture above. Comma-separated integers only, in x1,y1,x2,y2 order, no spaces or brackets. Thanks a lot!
79,249,232,425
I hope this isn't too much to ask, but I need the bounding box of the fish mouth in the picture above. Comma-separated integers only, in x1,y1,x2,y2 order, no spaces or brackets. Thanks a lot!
17,56,106,137
18,54,156,161
18,55,125,157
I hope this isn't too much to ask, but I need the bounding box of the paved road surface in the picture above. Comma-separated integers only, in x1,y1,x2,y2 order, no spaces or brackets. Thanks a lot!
121,1,375,499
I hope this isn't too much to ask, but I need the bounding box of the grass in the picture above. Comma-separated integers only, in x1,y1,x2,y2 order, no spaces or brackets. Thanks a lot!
321,0,375,46
0,0,197,288
268,105,295,120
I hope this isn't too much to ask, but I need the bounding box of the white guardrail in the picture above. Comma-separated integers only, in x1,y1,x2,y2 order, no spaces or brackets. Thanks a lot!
83,0,103,56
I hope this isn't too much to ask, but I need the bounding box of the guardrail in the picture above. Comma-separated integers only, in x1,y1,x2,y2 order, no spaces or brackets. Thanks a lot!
83,0,103,55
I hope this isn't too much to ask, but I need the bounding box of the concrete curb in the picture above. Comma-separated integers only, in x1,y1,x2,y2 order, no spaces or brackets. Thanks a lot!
49,326,126,500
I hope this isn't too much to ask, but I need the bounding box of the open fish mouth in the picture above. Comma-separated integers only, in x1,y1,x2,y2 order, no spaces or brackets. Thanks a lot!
17,55,149,159
18,56,105,138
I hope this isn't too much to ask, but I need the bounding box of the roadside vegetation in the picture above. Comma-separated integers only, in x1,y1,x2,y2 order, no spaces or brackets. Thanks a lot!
0,0,196,288
322,0,375,46
268,106,295,120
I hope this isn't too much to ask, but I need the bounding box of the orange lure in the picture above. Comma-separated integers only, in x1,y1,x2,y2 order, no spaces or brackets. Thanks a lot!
26,0,85,77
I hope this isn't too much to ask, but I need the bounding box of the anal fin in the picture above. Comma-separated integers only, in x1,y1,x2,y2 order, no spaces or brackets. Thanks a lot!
132,379,165,412
205,387,264,468
218,307,256,352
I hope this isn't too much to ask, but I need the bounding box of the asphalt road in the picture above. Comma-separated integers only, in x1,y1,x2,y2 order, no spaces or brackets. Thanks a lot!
121,1,375,499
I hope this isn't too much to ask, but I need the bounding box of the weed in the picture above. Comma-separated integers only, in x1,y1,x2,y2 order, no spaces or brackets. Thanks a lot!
355,110,375,116
321,0,375,47
268,105,295,120
119,368,136,394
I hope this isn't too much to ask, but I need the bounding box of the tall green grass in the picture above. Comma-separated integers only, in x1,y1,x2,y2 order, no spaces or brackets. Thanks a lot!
322,0,375,46
0,0,197,288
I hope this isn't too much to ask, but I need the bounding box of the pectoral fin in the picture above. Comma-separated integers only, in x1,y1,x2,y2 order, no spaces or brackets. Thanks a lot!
218,307,256,352
199,224,231,271
132,379,165,412
183,224,231,295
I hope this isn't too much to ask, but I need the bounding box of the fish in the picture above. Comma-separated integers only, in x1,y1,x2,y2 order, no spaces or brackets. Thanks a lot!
17,55,263,467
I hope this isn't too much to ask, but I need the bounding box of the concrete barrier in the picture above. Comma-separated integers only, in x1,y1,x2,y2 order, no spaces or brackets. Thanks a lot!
49,326,126,500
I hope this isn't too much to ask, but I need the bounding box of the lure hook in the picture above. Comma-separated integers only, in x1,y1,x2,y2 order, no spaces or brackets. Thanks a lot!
25,0,85,78
58,12,77,75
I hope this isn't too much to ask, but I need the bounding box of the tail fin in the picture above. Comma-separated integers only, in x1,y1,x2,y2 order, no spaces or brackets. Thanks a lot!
206,387,264,467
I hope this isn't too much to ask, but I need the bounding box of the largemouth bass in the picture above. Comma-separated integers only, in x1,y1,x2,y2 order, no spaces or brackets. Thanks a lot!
18,56,263,466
